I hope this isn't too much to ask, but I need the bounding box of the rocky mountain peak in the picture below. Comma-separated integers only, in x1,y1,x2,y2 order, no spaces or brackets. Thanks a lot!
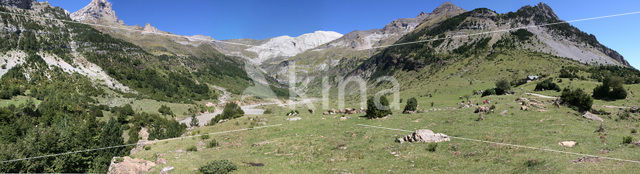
514,2,559,23
432,2,465,15
71,0,124,26
143,23,159,33
246,31,343,63
533,2,558,19
0,0,34,9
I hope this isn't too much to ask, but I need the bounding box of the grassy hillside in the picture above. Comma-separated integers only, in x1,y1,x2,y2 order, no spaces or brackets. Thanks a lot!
132,48,640,173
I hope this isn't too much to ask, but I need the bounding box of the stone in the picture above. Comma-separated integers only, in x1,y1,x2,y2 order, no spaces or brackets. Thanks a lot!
403,110,417,114
308,109,314,114
252,141,270,147
520,106,528,111
286,117,301,121
559,141,576,147
339,116,350,121
572,156,600,163
398,129,450,143
160,166,174,174
630,106,639,113
500,110,508,115
582,112,603,122
107,156,156,174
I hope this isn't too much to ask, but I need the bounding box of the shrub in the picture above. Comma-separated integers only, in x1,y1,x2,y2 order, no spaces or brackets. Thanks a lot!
495,79,511,95
114,157,124,163
524,158,542,167
212,102,244,124
190,115,199,127
619,112,631,120
593,76,627,100
365,96,392,119
144,146,151,150
186,145,197,152
90,107,103,117
631,129,637,134
561,88,593,112
481,88,496,97
208,139,219,148
426,143,438,152
199,160,237,174
158,105,174,116
403,97,418,113
201,134,210,140
623,136,634,144
559,67,579,78
534,78,561,91
117,104,135,116
263,108,273,114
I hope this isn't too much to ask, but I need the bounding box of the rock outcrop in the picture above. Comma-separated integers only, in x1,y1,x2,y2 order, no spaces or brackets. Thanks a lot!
0,0,34,9
583,112,604,122
245,31,343,63
107,157,156,174
71,0,124,26
396,129,450,143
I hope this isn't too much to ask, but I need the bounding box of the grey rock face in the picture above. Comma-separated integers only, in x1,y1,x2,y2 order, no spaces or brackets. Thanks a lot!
70,0,124,26
0,0,34,9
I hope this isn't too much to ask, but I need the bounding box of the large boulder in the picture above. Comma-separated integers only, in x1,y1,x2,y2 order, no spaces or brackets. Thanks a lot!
558,141,576,147
107,157,156,174
396,129,450,143
583,112,603,122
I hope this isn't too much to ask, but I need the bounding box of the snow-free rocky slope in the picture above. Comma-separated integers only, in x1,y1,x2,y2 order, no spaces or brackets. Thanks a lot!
349,2,630,80
263,2,467,85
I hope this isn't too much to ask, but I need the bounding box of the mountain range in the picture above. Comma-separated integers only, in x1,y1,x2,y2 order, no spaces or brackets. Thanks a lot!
67,0,631,88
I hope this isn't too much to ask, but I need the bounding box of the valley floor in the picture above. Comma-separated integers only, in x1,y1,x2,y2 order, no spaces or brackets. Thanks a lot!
128,82,640,173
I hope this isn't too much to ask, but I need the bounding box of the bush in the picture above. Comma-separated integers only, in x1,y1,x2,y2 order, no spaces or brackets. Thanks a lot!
534,78,561,91
623,136,634,144
201,134,210,140
495,79,511,95
365,96,392,119
186,145,197,152
403,97,418,113
90,107,103,117
426,143,437,152
524,158,542,167
199,160,237,174
208,139,219,148
593,76,627,100
263,108,273,114
212,102,244,124
561,88,593,112
158,105,174,116
114,157,124,163
116,104,135,116
190,115,199,127
481,88,496,97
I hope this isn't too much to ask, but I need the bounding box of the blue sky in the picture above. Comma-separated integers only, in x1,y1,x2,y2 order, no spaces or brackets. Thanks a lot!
44,0,640,68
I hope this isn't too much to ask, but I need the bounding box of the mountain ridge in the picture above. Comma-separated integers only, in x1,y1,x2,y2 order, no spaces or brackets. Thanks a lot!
349,2,631,81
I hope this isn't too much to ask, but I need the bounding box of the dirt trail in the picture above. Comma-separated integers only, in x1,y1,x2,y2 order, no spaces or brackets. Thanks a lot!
525,93,558,99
